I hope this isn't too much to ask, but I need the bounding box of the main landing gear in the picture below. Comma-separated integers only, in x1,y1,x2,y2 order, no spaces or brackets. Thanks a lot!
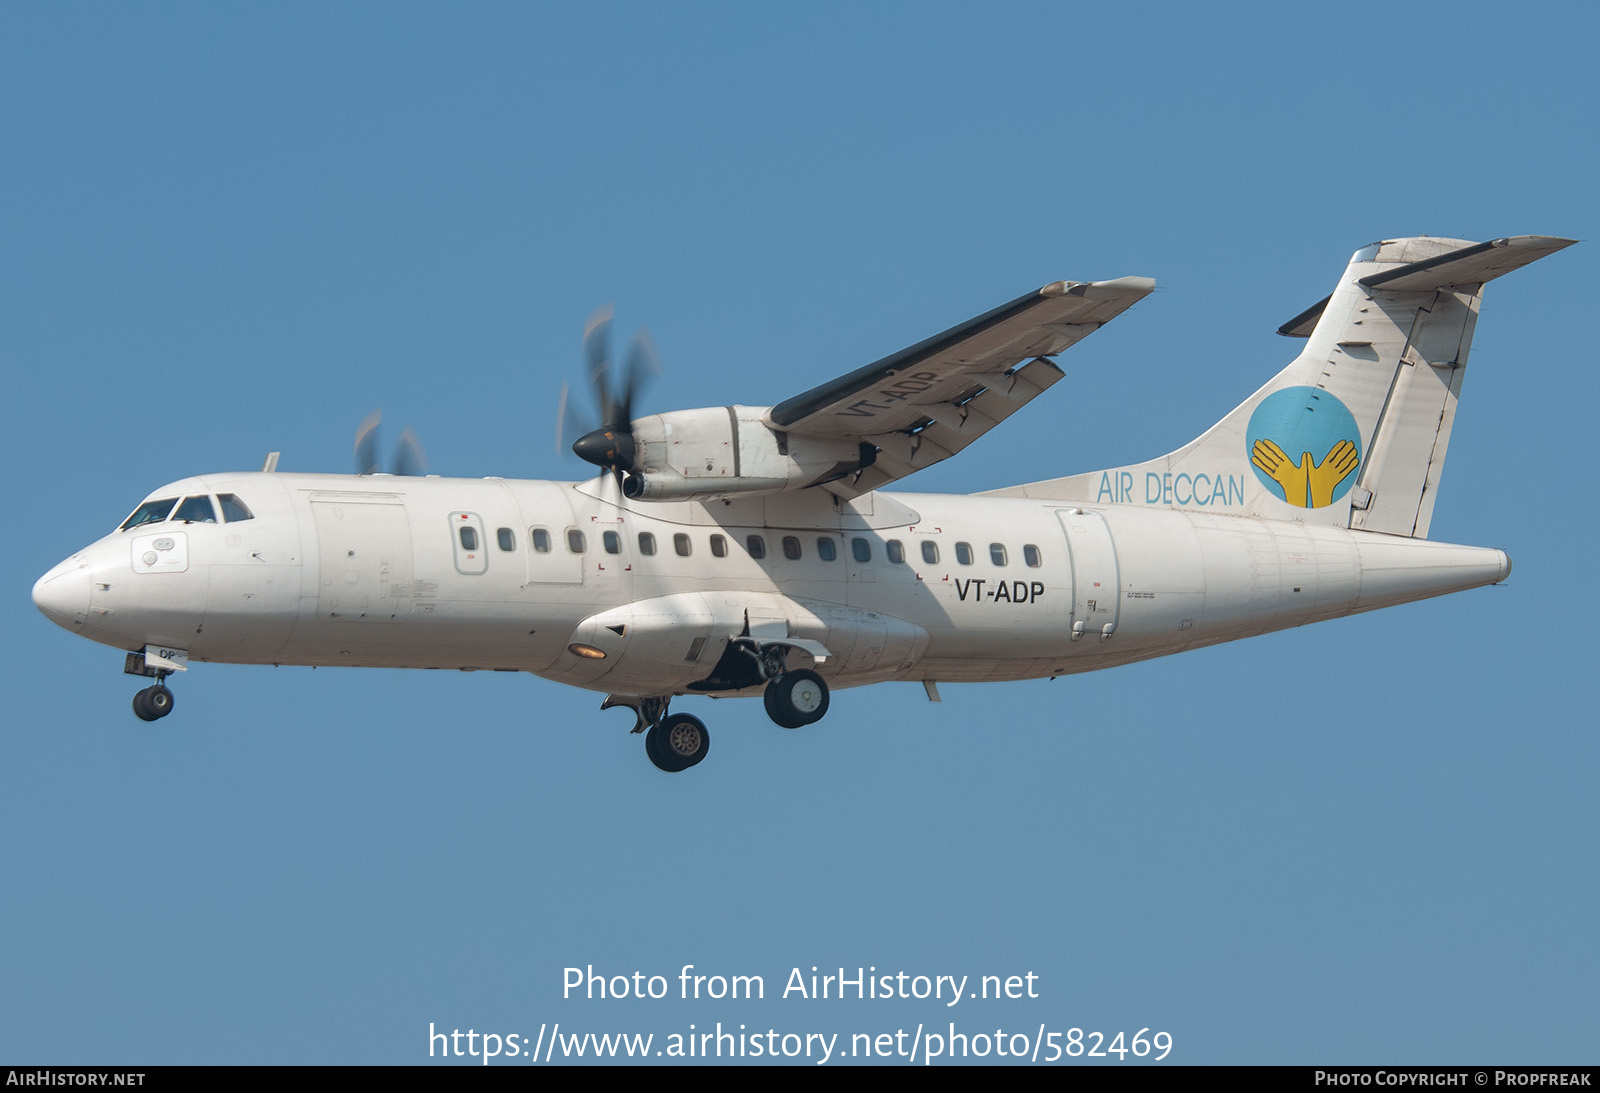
602,695,712,773
747,641,830,730
646,714,710,773
763,668,829,729
604,640,833,773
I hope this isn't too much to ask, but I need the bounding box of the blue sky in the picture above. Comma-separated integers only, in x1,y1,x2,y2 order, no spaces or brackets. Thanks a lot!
4,2,1595,1065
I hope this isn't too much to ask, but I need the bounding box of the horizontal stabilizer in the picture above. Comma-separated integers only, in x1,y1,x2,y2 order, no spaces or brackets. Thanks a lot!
1279,235,1574,337
1359,235,1575,291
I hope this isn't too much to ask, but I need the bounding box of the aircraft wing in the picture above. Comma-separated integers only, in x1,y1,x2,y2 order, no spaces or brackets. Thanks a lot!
767,276,1155,498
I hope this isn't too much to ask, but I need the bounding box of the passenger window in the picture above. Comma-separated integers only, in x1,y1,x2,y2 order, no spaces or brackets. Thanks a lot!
567,529,586,553
173,496,217,524
460,526,479,551
710,534,727,558
217,494,254,523
782,536,802,560
955,542,973,566
990,543,1008,566
921,540,939,564
746,535,766,559
121,498,178,530
497,527,516,552
531,527,552,553
886,540,905,564
851,538,871,563
603,530,621,554
674,533,692,557
1024,544,1042,567
638,532,657,556
817,537,837,562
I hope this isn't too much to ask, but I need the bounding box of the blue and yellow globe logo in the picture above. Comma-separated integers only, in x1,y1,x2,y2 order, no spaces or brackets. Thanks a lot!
1246,386,1362,509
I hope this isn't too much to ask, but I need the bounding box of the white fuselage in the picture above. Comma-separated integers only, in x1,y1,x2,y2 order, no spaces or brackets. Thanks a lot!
34,470,1509,700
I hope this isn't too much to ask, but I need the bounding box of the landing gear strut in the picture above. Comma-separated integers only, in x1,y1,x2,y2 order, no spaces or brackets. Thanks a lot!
600,693,668,734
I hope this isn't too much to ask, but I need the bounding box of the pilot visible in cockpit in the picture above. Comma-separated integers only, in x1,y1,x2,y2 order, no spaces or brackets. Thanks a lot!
119,493,253,530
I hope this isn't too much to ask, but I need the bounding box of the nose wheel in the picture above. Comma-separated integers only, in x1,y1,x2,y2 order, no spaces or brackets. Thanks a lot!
132,684,175,721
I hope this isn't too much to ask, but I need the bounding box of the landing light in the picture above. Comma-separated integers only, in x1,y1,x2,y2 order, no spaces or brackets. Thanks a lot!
568,643,607,660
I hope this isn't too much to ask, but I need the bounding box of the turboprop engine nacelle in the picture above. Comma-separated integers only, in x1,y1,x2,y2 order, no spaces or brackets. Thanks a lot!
621,405,873,501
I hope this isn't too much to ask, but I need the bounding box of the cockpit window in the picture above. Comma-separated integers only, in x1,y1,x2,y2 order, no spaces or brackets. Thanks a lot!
120,498,178,530
173,496,218,524
218,494,254,522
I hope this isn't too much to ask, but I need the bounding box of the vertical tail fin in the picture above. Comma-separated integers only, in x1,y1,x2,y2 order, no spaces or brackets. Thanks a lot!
993,235,1574,538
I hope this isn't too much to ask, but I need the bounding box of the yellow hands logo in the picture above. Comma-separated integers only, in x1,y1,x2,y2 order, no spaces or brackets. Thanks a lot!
1250,438,1359,509
1245,388,1364,509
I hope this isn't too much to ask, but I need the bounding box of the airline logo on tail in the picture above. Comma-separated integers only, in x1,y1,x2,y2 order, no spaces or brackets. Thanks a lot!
1247,387,1362,509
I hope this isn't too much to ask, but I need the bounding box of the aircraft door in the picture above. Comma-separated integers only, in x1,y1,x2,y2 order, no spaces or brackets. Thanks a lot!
449,511,489,575
1057,509,1120,640
311,500,413,622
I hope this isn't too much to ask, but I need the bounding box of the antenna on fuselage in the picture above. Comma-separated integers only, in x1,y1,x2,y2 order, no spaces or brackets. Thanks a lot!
261,452,280,473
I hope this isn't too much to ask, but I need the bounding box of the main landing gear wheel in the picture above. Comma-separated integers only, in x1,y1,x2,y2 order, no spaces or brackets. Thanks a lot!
132,684,174,722
646,713,710,773
763,669,829,729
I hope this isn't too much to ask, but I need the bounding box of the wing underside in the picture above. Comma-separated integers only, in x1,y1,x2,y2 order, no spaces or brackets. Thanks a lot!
769,276,1154,497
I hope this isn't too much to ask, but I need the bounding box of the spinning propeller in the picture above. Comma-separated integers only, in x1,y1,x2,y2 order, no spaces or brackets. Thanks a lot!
354,410,428,476
557,305,659,490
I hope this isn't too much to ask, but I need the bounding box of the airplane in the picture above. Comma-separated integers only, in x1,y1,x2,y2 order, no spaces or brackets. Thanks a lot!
32,234,1573,772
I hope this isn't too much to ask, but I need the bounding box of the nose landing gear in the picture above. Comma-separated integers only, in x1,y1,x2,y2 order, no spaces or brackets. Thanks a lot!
132,683,175,721
646,713,710,773
124,647,183,723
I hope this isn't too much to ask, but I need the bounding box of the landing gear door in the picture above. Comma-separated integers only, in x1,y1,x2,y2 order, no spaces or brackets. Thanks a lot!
1057,509,1120,639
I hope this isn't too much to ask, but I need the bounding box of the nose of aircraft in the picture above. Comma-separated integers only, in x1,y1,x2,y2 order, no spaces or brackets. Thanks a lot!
33,557,90,629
